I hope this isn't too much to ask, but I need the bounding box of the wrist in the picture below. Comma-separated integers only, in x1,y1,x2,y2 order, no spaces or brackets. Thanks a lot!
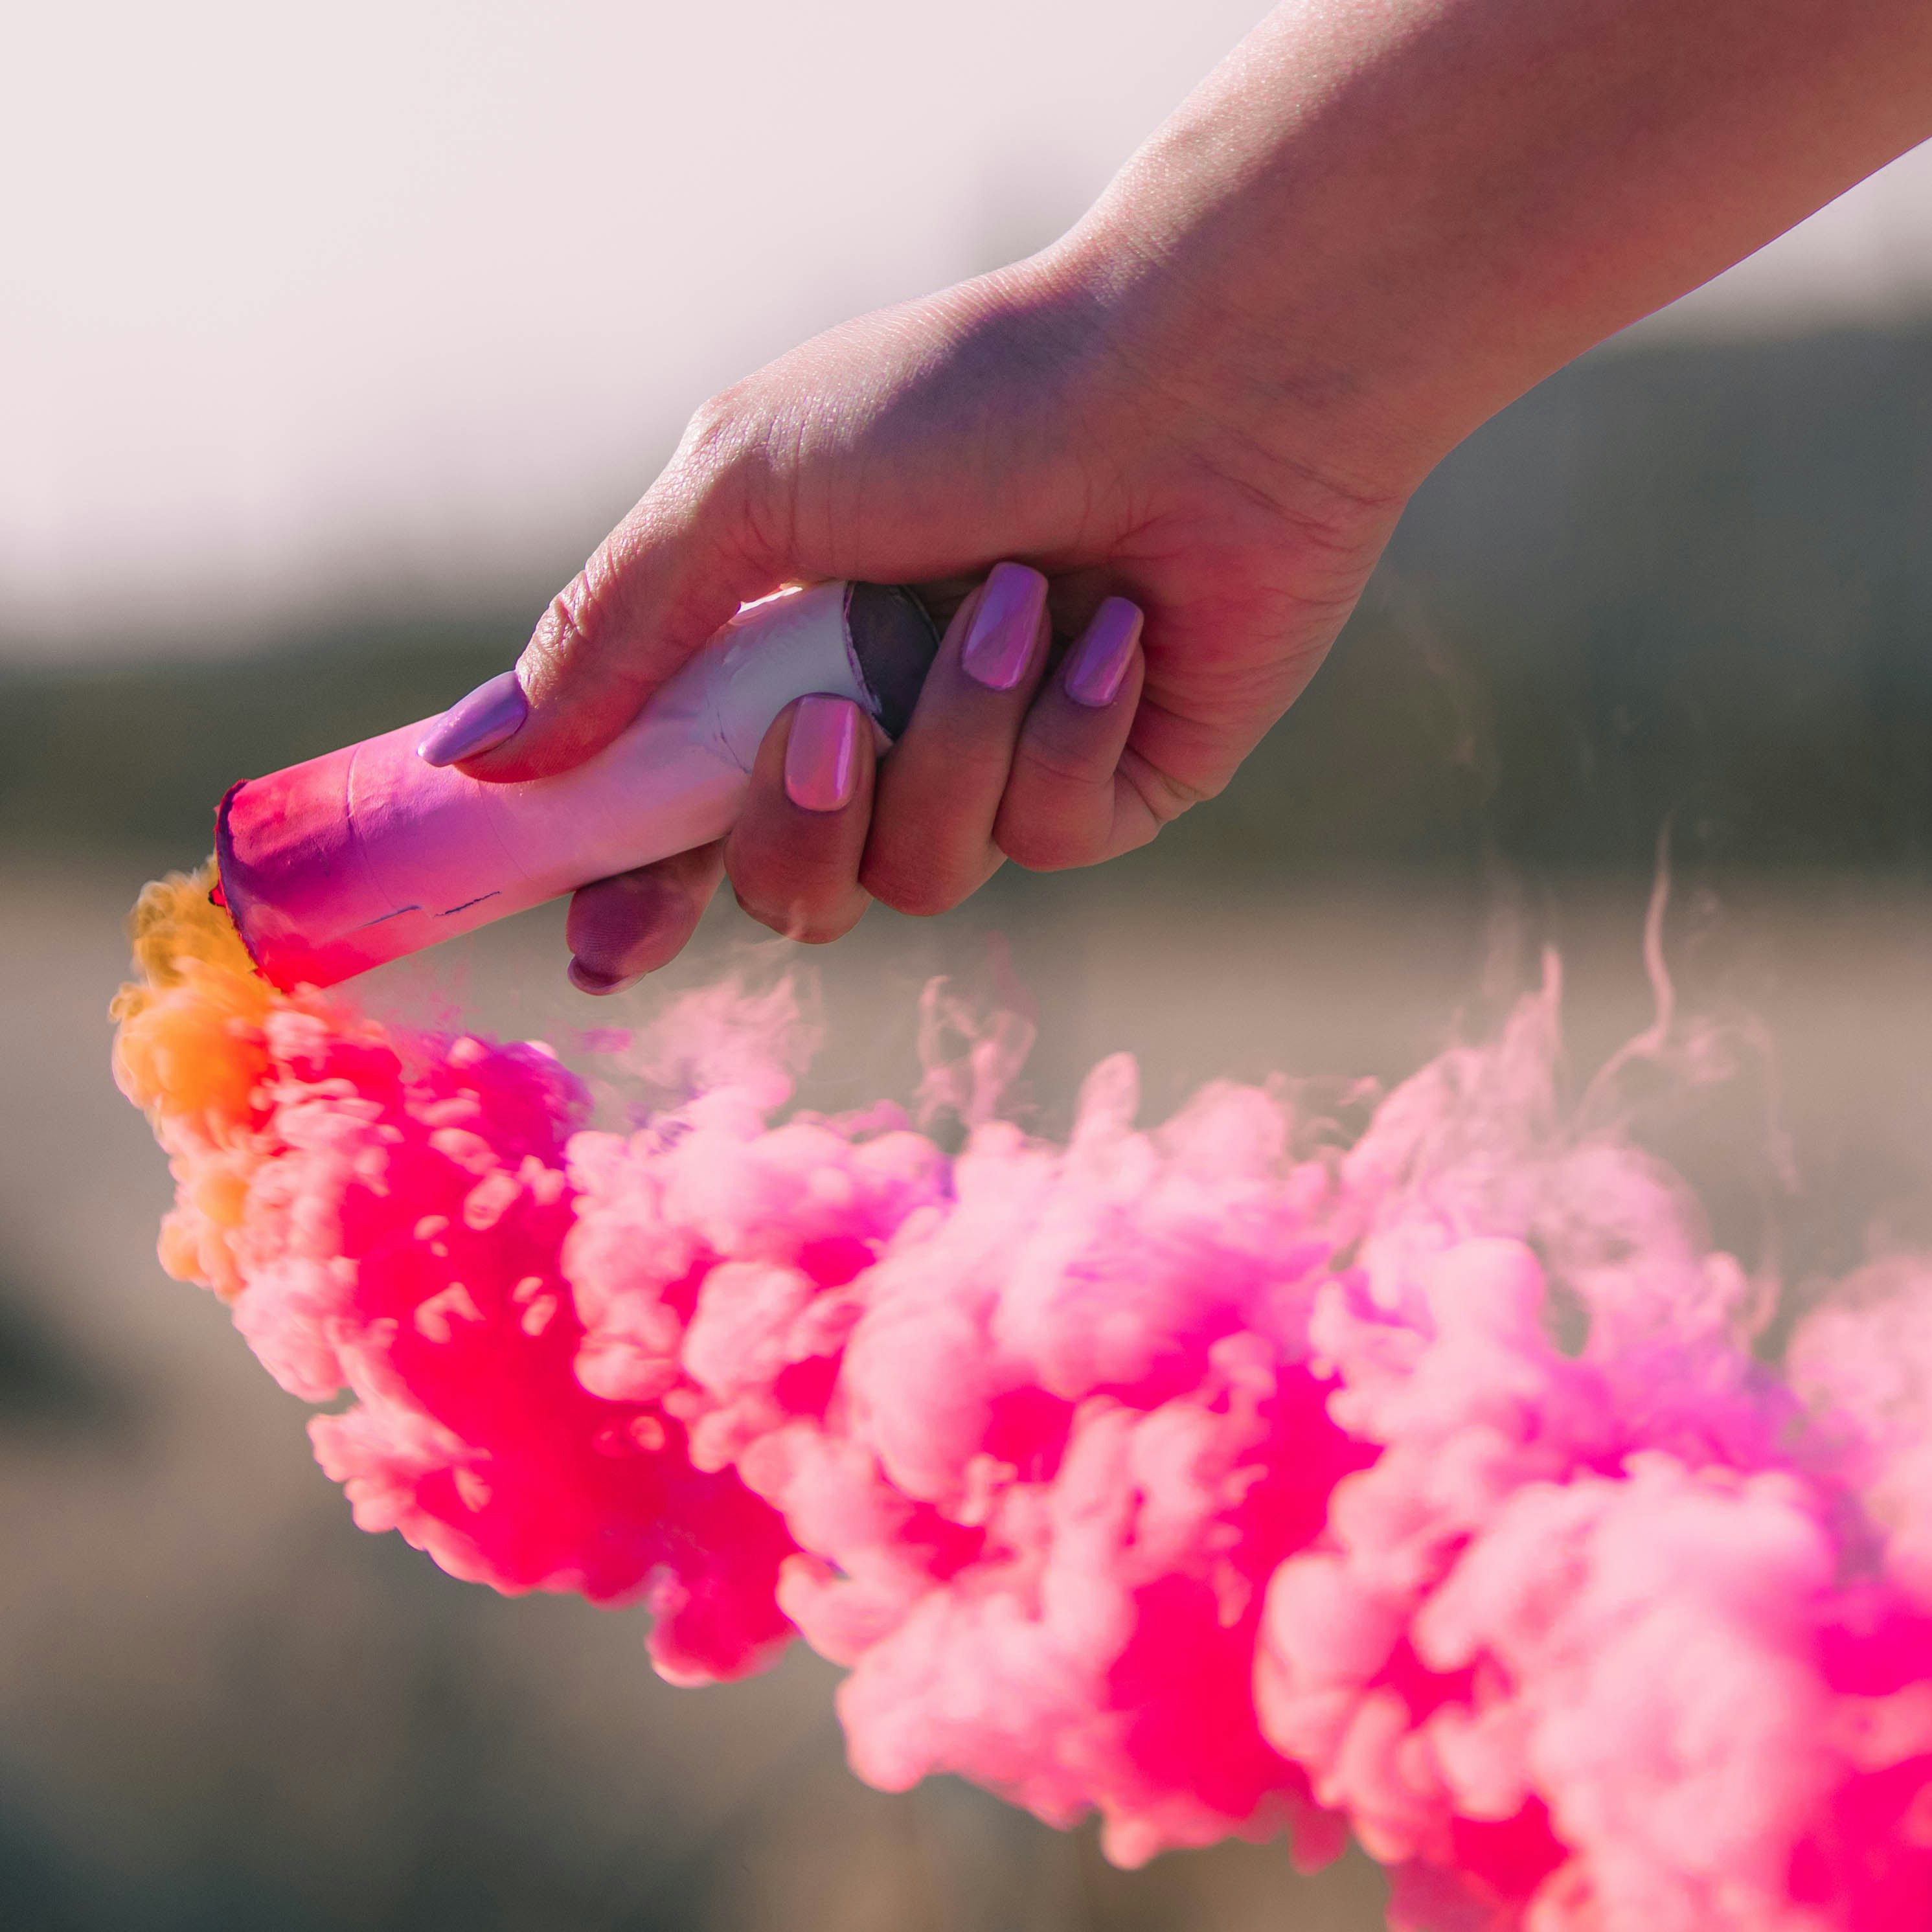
1016,207,1426,554
1035,0,1932,525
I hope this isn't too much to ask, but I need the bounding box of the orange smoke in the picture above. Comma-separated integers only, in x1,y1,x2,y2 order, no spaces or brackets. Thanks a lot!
111,863,284,1299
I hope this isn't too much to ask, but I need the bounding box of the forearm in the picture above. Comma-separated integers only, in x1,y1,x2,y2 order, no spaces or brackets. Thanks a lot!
1052,0,1932,497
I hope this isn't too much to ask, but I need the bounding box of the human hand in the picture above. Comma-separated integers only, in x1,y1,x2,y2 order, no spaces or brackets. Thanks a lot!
429,251,1407,991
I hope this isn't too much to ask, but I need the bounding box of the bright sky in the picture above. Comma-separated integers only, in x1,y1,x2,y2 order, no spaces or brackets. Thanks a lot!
5,0,1931,657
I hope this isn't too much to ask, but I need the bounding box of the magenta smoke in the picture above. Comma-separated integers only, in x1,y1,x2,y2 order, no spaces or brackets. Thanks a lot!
113,874,1932,1930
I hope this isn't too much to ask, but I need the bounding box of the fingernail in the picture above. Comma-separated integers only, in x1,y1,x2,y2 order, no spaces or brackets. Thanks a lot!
960,562,1049,692
417,670,528,766
784,694,861,812
1064,597,1144,708
568,958,641,996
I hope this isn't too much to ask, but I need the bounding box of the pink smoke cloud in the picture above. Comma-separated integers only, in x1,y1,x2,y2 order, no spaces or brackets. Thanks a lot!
112,875,1932,1929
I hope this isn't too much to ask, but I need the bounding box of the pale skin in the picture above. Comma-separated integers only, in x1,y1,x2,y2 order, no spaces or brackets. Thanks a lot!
451,0,1932,993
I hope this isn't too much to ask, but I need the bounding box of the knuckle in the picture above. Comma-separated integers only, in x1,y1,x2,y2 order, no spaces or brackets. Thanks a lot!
732,888,798,938
677,380,779,494
1120,750,1210,827
732,887,858,946
995,747,1111,870
997,821,1097,873
1014,733,1109,791
729,837,867,938
666,384,793,566
861,860,967,919
523,547,622,683
676,385,754,473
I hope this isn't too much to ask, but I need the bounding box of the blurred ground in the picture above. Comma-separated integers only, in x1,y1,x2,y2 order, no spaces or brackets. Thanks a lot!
6,322,1932,1929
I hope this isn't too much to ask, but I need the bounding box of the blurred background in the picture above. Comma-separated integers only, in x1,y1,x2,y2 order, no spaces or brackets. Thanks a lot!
7,3,1932,1927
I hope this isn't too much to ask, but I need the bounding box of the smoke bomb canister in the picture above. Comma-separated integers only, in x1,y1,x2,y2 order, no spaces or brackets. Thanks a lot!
217,581,940,990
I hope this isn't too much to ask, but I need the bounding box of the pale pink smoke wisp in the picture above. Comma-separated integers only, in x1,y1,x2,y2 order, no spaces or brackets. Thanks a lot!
114,893,1932,1931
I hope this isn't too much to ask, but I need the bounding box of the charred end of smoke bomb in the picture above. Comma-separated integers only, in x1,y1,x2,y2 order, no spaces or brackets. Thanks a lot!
210,783,271,982
212,775,304,992
214,745,377,993
845,582,941,738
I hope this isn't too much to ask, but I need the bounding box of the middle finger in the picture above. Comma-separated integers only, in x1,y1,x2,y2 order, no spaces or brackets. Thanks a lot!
861,560,1053,916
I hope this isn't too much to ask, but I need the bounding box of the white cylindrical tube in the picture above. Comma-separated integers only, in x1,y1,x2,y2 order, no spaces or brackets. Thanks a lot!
216,581,938,990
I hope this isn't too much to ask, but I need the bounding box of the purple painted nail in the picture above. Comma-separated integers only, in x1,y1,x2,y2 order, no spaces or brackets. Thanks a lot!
785,695,861,812
416,670,528,766
568,958,641,996
960,562,1049,692
1064,597,1144,708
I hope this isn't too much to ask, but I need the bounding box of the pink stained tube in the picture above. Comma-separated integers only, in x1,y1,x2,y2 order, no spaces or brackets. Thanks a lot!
216,581,940,990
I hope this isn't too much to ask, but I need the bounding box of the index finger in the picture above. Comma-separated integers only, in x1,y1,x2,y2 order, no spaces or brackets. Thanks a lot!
456,478,778,784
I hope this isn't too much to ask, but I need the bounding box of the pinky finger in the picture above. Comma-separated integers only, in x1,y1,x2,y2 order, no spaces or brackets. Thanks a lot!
565,841,727,993
994,598,1154,872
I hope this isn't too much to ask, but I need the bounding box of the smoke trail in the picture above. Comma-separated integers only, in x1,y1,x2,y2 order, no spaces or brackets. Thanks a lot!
113,869,1932,1929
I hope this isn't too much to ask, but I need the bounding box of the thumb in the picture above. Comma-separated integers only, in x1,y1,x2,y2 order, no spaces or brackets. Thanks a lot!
455,452,783,784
